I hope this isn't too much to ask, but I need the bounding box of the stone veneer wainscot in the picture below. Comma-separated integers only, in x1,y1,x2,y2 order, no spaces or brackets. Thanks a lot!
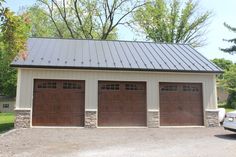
85,110,97,128
14,109,31,128
205,109,219,127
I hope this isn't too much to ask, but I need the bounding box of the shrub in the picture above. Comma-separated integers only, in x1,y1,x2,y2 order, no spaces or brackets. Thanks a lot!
227,92,236,109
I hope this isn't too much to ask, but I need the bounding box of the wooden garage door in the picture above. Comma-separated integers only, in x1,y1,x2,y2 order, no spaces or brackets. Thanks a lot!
160,82,203,126
98,81,147,126
32,79,85,126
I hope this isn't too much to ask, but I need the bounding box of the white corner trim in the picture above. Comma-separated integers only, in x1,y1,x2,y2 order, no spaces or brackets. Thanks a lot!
205,109,219,112
148,109,159,112
85,109,97,112
14,108,31,111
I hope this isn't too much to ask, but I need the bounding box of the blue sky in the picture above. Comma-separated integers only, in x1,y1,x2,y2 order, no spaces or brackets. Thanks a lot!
5,0,236,62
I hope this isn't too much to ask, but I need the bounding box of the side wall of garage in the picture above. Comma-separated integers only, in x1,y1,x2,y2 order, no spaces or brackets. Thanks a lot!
14,68,218,128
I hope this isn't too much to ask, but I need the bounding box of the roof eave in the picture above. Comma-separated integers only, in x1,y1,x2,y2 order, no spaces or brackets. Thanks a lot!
10,64,224,74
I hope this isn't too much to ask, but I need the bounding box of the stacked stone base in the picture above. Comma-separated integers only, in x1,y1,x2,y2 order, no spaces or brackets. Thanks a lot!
147,110,159,128
14,109,31,128
85,110,97,128
205,110,219,127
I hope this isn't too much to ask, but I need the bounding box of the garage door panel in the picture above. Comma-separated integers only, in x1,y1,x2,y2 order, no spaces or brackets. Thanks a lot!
99,112,121,126
99,103,122,112
132,105,146,112
160,83,203,126
33,114,84,126
33,79,85,126
99,113,146,126
98,81,147,126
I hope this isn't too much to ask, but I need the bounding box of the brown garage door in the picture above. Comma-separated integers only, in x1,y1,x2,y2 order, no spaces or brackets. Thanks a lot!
160,82,203,126
32,79,85,126
98,81,146,126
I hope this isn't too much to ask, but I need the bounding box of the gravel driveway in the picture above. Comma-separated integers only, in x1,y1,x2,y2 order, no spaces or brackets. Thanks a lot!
0,127,235,157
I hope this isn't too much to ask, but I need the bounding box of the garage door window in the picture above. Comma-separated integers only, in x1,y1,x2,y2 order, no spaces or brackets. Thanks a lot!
182,85,199,92
125,84,138,90
125,83,144,90
38,82,57,88
160,85,177,92
101,84,119,90
63,82,81,89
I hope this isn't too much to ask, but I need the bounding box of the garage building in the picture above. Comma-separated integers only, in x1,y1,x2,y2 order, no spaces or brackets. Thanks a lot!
12,38,222,128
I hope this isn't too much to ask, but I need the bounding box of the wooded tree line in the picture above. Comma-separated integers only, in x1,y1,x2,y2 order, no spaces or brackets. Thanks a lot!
212,59,236,108
0,0,235,97
213,23,236,108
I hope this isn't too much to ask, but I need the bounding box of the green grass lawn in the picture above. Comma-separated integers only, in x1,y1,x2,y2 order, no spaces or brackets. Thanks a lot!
0,113,15,134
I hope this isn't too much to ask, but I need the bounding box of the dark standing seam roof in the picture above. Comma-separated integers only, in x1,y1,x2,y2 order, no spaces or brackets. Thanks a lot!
11,37,223,73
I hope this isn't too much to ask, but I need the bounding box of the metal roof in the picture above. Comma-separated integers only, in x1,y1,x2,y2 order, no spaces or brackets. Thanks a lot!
11,38,223,73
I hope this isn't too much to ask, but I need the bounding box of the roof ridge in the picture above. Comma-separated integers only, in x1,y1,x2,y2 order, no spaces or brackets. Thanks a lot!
29,37,190,46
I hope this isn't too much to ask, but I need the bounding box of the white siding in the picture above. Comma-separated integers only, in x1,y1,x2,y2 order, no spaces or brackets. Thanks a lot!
16,68,218,111
0,100,15,113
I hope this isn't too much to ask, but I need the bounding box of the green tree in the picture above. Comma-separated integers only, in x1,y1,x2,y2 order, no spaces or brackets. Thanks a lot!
212,58,233,71
211,58,236,108
21,4,73,38
25,0,145,39
24,5,55,37
134,0,211,47
222,64,236,108
212,58,233,80
220,23,236,55
0,3,30,96
223,64,236,92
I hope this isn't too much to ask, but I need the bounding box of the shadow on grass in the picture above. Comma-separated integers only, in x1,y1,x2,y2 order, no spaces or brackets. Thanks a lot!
215,134,236,140
0,123,14,134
